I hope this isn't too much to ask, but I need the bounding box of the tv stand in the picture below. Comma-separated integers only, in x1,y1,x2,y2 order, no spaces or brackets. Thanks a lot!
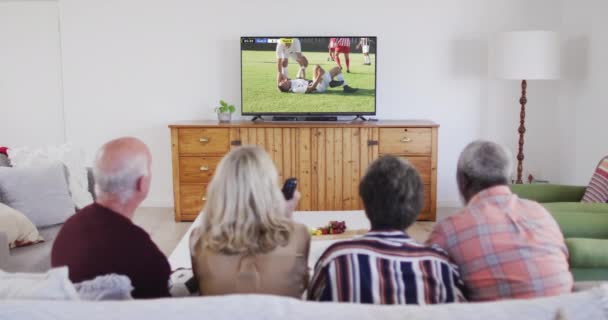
251,115,264,122
169,120,439,222
353,115,368,121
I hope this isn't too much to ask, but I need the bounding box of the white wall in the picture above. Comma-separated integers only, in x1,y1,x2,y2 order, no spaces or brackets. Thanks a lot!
558,0,608,185
482,1,562,183
3,0,573,207
0,1,65,147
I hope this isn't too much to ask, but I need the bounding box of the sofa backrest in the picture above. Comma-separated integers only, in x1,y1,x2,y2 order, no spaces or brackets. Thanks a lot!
1,285,607,320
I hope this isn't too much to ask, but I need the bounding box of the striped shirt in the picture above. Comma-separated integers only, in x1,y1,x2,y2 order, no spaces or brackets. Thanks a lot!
308,231,466,304
336,38,351,47
426,186,573,301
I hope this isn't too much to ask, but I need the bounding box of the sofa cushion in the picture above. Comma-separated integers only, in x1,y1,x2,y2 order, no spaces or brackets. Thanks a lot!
0,203,43,249
566,238,608,268
541,203,608,239
0,267,79,300
0,163,75,228
582,157,608,203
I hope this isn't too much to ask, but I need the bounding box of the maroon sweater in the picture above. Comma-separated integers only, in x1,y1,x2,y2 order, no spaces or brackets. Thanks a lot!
51,203,171,298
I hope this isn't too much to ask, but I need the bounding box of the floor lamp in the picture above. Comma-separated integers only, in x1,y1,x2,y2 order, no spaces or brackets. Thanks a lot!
489,31,560,184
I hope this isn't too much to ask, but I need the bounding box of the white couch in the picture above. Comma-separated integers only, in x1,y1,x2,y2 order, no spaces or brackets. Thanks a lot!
1,285,607,320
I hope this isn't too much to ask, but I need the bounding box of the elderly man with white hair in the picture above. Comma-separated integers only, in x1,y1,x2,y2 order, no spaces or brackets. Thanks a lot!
426,140,573,302
52,137,171,299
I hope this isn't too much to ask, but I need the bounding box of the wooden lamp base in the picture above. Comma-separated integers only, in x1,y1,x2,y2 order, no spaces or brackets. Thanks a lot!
516,80,527,184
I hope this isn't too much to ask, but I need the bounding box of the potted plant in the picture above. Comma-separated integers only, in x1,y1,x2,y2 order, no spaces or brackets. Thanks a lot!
215,100,236,123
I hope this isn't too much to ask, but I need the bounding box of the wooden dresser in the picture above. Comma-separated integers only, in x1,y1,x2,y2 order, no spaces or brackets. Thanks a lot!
169,120,439,222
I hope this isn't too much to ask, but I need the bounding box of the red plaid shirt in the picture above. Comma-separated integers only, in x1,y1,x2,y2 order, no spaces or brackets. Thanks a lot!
426,186,573,301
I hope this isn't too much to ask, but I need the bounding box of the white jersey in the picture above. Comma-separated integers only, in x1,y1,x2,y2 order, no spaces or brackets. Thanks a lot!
360,38,370,53
276,38,302,60
290,78,309,94
315,73,332,93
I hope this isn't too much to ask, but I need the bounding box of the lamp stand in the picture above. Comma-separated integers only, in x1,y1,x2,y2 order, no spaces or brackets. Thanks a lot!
516,79,527,184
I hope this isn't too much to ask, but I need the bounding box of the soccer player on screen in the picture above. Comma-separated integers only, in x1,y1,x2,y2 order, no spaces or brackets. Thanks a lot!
276,38,308,79
334,38,351,73
356,37,372,65
327,38,337,61
277,65,357,94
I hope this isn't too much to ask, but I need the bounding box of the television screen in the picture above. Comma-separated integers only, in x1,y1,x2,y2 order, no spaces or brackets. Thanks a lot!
241,37,376,115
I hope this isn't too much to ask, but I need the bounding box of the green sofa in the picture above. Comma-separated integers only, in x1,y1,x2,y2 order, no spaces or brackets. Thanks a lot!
510,184,608,281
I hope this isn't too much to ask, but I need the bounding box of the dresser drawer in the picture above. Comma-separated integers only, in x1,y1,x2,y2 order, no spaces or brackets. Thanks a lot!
398,156,431,184
379,128,432,155
179,157,222,183
180,184,208,215
179,128,230,154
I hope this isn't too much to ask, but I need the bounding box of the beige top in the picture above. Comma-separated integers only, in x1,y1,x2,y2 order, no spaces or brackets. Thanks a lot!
190,222,311,298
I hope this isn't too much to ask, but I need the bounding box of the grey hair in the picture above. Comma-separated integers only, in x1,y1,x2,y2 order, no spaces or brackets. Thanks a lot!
93,153,149,203
457,140,512,200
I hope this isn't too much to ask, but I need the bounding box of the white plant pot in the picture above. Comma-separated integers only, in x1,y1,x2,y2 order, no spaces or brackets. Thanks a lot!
218,113,232,123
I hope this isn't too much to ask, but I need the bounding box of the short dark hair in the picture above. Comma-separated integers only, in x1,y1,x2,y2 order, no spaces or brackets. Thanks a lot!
359,156,423,230
278,85,289,93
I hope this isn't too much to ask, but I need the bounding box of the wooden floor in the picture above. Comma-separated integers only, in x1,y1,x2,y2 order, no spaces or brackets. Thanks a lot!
133,207,459,256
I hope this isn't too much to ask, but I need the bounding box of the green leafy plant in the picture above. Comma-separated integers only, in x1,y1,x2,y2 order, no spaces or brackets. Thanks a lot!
215,100,236,114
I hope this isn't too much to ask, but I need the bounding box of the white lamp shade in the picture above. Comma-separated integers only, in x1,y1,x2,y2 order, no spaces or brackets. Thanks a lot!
489,31,560,80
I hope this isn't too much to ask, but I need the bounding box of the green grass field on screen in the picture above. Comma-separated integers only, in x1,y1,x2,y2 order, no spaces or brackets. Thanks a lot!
242,50,376,114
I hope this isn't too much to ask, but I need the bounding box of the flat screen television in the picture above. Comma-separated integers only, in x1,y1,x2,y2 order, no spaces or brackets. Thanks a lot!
241,37,377,116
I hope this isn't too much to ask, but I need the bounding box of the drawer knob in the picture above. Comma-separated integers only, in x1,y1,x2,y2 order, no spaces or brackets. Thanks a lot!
400,137,412,143
201,196,207,201
200,166,209,171
199,137,210,143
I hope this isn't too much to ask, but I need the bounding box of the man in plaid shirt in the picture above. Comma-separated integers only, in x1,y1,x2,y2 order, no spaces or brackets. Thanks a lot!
427,141,573,301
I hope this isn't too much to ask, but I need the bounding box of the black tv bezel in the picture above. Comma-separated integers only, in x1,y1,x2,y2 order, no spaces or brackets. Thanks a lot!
240,36,377,116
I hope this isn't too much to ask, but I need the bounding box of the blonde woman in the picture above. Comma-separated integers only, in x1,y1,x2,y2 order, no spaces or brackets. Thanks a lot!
189,146,311,298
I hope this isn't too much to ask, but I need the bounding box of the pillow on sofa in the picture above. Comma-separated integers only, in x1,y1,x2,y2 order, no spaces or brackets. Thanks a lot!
0,163,75,227
565,238,608,268
582,156,608,203
0,203,44,248
8,144,93,209
0,267,79,300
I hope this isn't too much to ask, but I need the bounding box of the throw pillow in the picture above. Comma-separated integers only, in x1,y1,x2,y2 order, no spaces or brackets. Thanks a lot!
0,203,44,248
582,156,608,203
0,267,79,300
0,163,75,228
74,274,133,301
8,144,94,209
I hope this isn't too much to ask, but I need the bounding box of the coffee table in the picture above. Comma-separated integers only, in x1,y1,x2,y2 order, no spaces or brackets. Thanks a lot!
168,210,371,271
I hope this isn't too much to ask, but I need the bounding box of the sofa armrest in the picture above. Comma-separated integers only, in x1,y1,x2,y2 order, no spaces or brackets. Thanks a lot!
0,231,9,270
510,184,587,203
